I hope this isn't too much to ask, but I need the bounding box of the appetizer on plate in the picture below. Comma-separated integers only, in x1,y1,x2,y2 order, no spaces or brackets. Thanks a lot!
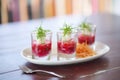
31,26,52,59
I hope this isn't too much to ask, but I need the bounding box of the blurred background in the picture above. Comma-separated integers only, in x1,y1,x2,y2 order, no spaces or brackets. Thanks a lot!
0,0,120,24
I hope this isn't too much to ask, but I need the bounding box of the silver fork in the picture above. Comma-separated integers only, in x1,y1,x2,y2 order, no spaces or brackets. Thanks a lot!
19,65,64,78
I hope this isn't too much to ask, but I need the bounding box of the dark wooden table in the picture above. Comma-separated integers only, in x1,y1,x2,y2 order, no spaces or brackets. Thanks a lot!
0,13,120,80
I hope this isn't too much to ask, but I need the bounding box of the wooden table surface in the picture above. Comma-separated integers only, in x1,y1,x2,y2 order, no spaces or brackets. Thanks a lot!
0,13,120,80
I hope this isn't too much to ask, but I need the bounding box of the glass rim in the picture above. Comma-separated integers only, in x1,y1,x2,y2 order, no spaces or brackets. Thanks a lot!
85,23,96,28
57,31,77,34
31,30,52,34
78,23,96,30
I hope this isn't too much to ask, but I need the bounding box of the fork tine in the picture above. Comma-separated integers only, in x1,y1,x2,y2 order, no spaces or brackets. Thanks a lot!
22,65,30,70
19,65,25,70
19,65,32,73
19,65,27,71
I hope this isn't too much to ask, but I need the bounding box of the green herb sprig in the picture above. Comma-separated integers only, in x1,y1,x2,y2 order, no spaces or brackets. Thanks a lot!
36,26,50,43
80,22,91,32
79,18,91,32
60,23,73,36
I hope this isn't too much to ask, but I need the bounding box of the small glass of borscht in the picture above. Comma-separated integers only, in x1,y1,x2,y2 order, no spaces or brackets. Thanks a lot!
57,24,77,60
31,27,52,60
77,22,96,46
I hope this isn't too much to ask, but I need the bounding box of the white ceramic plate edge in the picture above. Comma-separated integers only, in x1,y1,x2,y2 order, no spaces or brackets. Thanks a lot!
21,41,110,65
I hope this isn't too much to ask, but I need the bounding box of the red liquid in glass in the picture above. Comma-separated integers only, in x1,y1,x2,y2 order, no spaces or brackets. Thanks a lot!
58,40,76,54
78,34,95,45
32,41,51,57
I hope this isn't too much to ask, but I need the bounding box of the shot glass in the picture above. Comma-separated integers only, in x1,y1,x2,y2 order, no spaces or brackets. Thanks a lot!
57,32,77,60
77,23,96,45
31,31,52,60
